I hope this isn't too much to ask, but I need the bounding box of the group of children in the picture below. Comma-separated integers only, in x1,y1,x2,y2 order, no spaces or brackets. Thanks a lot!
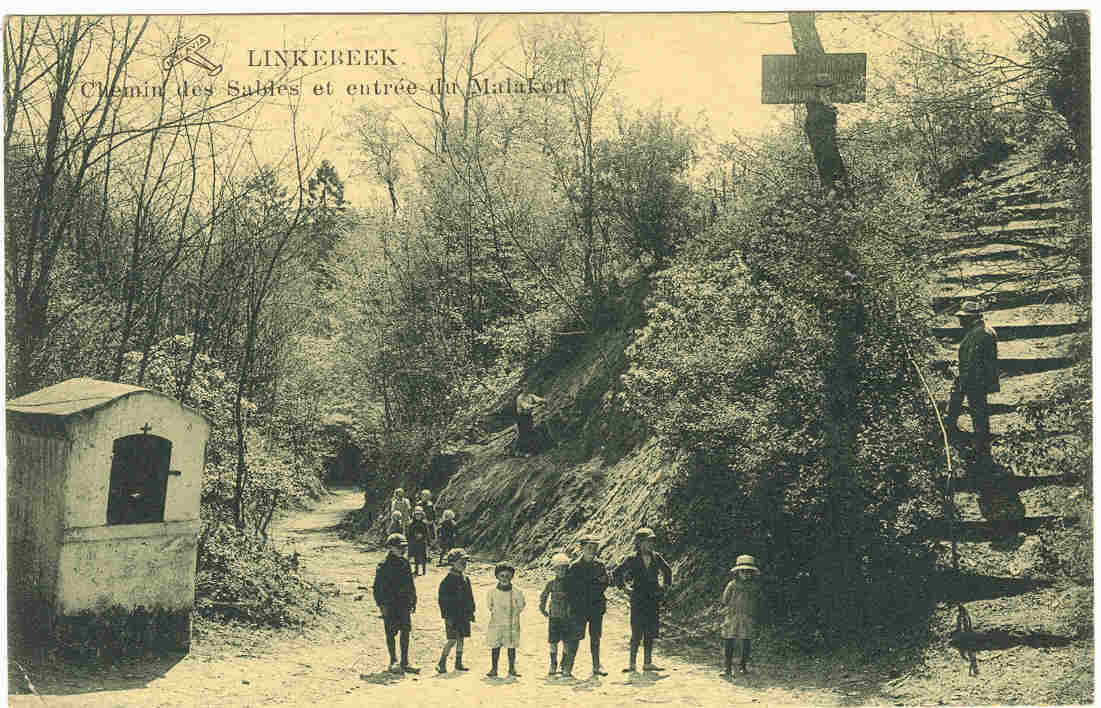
387,488,459,575
371,525,763,680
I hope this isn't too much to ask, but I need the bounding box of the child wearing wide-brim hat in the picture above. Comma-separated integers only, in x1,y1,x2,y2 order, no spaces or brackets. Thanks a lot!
720,555,762,677
486,562,526,678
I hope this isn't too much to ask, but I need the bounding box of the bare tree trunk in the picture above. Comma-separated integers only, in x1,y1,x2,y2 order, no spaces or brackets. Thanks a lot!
789,10,860,637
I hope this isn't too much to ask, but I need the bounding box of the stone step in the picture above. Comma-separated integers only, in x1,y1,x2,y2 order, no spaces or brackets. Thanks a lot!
933,253,1070,286
989,369,1079,402
952,480,1074,521
935,333,1080,360
940,228,1066,253
931,285,1074,314
932,322,1080,342
935,245,1035,265
931,303,1081,329
937,473,1080,494
932,570,1054,603
927,369,1076,405
932,355,1075,378
980,187,1048,207
929,281,1076,302
921,515,1074,541
1002,200,1071,220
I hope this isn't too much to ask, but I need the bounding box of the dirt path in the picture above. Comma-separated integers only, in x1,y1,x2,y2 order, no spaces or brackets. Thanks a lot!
10,488,880,707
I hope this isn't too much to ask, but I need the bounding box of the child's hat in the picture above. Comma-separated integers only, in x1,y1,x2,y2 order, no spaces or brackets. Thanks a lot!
414,506,425,515
635,527,656,539
551,552,570,566
391,509,402,518
955,300,985,317
447,548,468,564
494,562,516,577
386,533,408,547
731,554,760,574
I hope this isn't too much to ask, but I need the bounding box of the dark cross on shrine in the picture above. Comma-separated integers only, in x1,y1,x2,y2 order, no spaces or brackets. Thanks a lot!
762,12,866,196
140,423,153,435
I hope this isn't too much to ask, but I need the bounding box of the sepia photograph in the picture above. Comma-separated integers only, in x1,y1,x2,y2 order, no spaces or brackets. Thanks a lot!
4,11,1092,706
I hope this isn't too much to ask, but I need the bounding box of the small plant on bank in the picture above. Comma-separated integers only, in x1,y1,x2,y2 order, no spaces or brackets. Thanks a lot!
195,522,326,627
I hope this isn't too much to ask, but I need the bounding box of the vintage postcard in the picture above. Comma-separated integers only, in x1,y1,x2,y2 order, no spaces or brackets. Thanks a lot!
5,12,1092,707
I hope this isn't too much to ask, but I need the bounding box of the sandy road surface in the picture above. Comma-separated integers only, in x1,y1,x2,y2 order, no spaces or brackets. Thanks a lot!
10,489,873,707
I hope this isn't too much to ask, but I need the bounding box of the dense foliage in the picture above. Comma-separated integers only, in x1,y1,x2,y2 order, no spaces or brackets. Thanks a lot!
621,184,946,641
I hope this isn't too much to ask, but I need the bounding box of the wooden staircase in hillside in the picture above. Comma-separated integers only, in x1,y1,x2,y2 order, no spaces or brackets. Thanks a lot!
922,152,1087,549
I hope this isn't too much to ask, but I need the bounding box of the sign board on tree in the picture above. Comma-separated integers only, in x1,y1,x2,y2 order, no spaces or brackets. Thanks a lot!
761,53,867,104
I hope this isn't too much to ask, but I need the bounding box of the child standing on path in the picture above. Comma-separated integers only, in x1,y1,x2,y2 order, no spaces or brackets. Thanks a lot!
390,488,413,536
437,509,458,566
420,490,437,543
387,510,404,537
371,533,420,674
721,555,762,677
408,507,430,576
539,553,576,677
613,527,673,673
437,548,475,674
563,534,611,677
486,562,526,678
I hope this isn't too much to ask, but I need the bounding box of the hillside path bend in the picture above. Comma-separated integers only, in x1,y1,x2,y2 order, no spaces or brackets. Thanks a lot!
9,488,881,707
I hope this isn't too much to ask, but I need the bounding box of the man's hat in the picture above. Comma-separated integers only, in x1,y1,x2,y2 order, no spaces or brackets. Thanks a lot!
386,533,408,547
494,562,516,577
635,527,656,539
955,301,985,317
447,548,468,564
730,554,760,574
551,552,571,566
579,534,602,545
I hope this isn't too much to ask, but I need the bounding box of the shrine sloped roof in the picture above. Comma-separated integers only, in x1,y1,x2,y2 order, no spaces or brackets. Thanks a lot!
6,377,210,426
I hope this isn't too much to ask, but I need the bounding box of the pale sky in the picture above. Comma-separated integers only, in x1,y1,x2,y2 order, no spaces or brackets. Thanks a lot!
47,12,1032,208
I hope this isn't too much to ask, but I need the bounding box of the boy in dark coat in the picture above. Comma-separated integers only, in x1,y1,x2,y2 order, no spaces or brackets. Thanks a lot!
372,533,420,674
437,548,475,673
563,534,611,677
613,527,672,673
408,507,430,576
437,509,458,565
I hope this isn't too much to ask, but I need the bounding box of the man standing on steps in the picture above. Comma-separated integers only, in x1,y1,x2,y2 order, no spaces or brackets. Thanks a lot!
514,390,546,456
945,300,1000,466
